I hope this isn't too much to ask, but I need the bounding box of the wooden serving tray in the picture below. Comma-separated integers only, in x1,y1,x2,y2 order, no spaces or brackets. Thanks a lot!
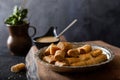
26,41,120,80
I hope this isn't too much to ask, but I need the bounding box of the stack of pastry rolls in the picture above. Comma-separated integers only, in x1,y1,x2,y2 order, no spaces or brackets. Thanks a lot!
42,42,107,67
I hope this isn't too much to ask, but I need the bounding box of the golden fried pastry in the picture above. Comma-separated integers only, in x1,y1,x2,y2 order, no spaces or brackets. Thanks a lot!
90,49,102,57
55,61,69,66
54,50,66,61
45,43,60,55
71,61,86,66
44,43,53,55
67,48,79,57
94,54,107,63
79,53,93,61
42,42,108,67
77,44,92,54
57,42,73,52
43,55,56,64
50,44,60,55
11,63,26,73
66,58,81,64
85,58,96,65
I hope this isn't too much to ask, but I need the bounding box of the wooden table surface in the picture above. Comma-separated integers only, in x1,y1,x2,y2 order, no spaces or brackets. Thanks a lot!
26,40,120,80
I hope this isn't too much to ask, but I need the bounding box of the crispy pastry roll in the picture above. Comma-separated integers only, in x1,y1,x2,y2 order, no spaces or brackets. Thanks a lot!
45,43,60,55
54,50,66,61
77,44,92,54
67,48,79,57
43,55,56,64
11,63,26,73
50,44,60,55
66,58,81,64
57,42,73,52
44,44,51,55
90,49,102,57
79,53,92,61
85,58,96,65
55,61,69,66
94,54,107,64
71,61,86,66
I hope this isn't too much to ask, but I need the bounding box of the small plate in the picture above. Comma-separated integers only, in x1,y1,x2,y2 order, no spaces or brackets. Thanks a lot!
35,42,115,72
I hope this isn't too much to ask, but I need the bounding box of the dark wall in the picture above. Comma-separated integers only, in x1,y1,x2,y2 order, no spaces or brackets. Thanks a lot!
65,0,120,47
0,0,120,55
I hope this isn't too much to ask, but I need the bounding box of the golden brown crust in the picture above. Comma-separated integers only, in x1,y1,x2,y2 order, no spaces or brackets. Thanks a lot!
55,61,69,66
90,49,102,57
42,42,108,67
71,61,86,66
94,54,107,63
65,58,81,64
77,44,92,54
85,58,96,65
57,42,73,52
79,53,93,61
11,63,26,73
67,48,80,57
54,50,66,61
45,43,60,55
43,55,56,64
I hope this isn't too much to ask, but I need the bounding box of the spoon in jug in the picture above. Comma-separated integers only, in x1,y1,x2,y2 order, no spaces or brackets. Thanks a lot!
56,19,77,38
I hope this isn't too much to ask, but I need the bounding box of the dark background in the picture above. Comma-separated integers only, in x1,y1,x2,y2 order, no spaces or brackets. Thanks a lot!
1,0,120,55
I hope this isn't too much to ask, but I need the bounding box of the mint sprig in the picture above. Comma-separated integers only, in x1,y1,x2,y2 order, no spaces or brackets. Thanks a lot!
5,6,28,25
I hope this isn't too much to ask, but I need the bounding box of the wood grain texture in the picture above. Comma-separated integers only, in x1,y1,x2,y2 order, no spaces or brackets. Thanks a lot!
26,40,120,80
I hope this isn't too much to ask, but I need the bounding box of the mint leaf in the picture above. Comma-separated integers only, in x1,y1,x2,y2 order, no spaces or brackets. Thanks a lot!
5,6,28,25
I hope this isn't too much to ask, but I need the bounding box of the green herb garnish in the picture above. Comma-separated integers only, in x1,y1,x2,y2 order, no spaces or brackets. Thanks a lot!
5,6,28,25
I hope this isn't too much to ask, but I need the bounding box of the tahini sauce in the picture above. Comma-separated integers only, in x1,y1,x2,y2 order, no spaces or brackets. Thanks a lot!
36,36,59,43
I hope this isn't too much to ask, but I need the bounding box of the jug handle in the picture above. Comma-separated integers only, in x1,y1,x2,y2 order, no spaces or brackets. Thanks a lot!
29,26,36,37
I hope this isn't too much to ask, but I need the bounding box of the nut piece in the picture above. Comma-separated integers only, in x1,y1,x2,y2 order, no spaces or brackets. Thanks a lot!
11,63,26,73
